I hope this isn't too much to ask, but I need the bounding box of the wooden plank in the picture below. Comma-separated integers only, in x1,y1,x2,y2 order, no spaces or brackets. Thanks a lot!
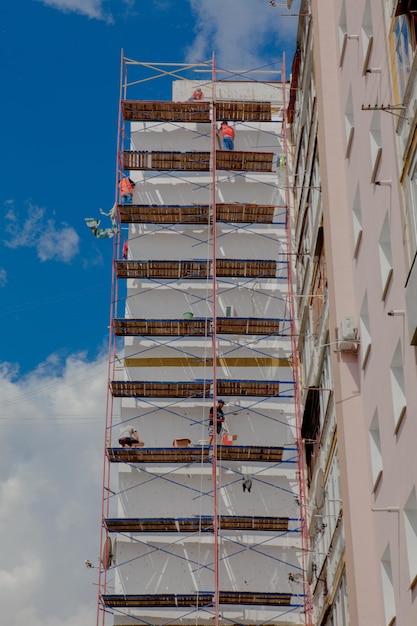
121,100,272,123
107,446,285,464
117,203,279,224
102,590,292,607
113,318,284,337
115,260,279,280
105,516,290,533
123,151,274,172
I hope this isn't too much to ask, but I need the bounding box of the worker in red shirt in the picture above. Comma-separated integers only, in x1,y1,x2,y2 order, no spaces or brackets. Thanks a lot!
219,120,235,150
119,176,135,204
188,87,203,101
192,87,203,100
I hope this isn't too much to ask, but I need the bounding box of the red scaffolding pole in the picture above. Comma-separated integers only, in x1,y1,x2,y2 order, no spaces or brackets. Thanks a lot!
210,51,220,626
95,49,126,626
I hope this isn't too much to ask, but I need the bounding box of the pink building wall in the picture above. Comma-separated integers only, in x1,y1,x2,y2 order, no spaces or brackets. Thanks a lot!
310,0,417,623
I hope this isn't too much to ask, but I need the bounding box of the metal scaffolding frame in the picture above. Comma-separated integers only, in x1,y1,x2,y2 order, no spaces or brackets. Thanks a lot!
96,52,312,626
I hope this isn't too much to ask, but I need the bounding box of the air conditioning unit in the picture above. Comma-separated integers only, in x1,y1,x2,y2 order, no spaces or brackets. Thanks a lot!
338,316,358,352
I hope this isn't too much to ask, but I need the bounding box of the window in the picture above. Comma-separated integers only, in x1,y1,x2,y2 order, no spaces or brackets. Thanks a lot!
352,186,363,257
296,202,312,297
392,1,417,101
359,294,371,368
302,387,321,483
311,447,343,590
339,0,348,66
362,0,374,73
345,89,355,158
378,214,393,300
404,146,417,259
369,410,383,492
390,341,406,433
370,111,382,183
319,344,333,426
332,569,349,626
381,545,396,626
404,488,417,588
311,226,326,337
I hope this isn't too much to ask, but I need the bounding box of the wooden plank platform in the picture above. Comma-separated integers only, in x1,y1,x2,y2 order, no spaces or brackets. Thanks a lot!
102,590,293,608
107,446,285,464
123,150,275,172
111,381,210,398
115,259,282,280
113,317,287,337
105,516,290,533
117,203,279,224
121,100,272,122
110,380,285,398
113,318,209,336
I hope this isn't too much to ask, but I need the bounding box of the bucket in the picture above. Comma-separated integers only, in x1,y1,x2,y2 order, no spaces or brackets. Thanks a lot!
183,312,194,320
222,434,234,446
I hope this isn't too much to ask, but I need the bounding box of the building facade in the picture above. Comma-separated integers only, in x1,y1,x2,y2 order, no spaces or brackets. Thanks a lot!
290,0,417,624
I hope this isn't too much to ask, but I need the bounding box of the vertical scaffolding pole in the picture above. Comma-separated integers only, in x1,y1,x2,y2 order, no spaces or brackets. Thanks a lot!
210,51,220,626
95,49,126,626
281,52,313,626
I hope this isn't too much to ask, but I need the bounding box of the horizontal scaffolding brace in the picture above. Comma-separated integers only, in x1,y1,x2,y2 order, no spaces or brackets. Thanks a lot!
118,203,282,224
107,445,286,464
113,317,291,337
121,100,274,122
123,150,275,172
102,590,296,608
115,259,287,280
104,515,292,533
110,379,295,398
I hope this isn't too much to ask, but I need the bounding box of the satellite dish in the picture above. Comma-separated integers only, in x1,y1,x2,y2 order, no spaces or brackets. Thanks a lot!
308,513,320,539
101,536,113,570
313,468,325,509
307,551,316,585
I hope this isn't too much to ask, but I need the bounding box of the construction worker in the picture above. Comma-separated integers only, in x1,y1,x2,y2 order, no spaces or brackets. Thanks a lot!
119,176,135,204
218,120,235,150
208,399,226,445
189,87,203,101
118,427,144,448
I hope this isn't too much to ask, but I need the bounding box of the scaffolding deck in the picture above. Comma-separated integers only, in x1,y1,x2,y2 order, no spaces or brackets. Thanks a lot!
113,317,287,337
107,445,285,463
115,259,284,279
117,203,280,224
104,516,291,533
121,100,273,122
102,591,294,607
123,150,275,172
110,380,290,398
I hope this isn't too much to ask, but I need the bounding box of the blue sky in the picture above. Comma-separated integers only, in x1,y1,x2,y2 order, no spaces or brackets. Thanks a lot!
0,1,299,625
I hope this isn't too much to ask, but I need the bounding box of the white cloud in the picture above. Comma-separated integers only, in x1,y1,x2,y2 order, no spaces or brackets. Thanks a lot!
186,0,299,73
36,0,114,23
0,268,6,287
0,352,108,626
3,202,80,264
38,220,80,262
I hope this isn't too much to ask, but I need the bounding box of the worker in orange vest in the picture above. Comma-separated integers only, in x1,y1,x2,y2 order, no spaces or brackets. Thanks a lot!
119,176,135,204
189,87,203,101
218,120,235,150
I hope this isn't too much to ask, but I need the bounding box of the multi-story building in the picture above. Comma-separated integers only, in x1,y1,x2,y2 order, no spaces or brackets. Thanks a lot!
96,59,313,626
290,0,417,624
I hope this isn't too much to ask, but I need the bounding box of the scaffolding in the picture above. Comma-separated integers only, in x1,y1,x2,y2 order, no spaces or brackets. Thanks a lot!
96,53,312,626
